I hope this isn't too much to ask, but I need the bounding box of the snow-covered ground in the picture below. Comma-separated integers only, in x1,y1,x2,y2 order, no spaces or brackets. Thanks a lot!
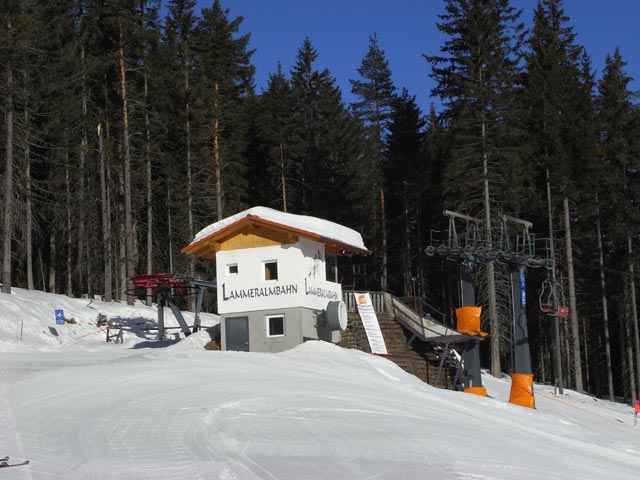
1,288,639,479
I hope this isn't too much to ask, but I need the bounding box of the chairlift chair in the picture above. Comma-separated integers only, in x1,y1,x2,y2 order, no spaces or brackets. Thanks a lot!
538,270,569,317
539,276,553,313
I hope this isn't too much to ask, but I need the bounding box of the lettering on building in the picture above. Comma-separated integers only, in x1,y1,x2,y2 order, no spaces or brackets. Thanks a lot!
222,283,298,301
304,278,339,300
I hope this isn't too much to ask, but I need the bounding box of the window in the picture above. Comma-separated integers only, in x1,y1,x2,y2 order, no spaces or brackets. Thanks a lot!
264,260,278,281
227,264,238,275
326,254,338,283
267,315,285,337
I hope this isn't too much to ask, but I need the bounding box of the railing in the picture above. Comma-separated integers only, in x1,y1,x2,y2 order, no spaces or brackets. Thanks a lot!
395,296,448,326
342,290,387,313
388,293,464,343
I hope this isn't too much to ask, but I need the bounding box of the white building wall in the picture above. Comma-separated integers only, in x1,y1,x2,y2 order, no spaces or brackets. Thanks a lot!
216,237,342,315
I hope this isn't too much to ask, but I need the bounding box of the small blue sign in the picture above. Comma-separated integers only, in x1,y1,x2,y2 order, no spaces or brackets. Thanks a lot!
519,271,526,306
55,309,65,325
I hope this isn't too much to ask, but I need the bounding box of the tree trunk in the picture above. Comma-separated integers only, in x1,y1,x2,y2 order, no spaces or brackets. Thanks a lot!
483,154,500,377
280,143,287,212
184,51,195,310
144,65,153,305
213,82,223,220
65,154,73,296
582,308,590,390
546,169,563,393
628,235,640,397
24,97,33,290
379,177,388,292
538,314,547,384
624,280,637,400
48,234,56,293
2,42,14,294
185,63,194,281
564,196,583,392
416,211,425,300
118,169,126,301
596,204,615,401
98,122,112,302
118,19,135,304
78,44,88,296
402,189,411,297
620,304,630,400
167,185,174,273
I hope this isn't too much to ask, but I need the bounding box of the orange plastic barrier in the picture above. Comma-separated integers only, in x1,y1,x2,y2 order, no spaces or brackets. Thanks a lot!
455,306,488,337
509,373,535,409
464,386,487,396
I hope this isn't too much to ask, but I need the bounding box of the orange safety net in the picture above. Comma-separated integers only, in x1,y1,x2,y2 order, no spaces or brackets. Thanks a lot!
509,373,535,409
464,386,487,396
455,306,488,337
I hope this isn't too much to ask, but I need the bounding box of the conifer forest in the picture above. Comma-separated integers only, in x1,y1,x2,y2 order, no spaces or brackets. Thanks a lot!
2,0,640,401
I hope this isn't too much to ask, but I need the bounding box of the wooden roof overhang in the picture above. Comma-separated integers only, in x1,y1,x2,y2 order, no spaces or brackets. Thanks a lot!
181,214,371,260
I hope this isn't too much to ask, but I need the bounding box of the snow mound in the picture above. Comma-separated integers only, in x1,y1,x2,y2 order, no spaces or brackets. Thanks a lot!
0,288,219,352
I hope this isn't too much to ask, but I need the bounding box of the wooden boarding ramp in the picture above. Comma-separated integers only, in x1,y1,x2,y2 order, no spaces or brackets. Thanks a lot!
385,294,483,392
342,291,485,392
387,293,468,345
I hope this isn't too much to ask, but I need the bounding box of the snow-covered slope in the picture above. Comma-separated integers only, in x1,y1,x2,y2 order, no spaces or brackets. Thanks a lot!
1,288,639,479
0,287,219,352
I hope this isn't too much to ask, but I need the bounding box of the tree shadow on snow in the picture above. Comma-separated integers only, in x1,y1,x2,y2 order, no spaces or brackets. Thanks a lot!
130,339,181,349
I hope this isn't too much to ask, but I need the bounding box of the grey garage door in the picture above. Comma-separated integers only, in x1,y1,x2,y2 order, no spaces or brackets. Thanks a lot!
225,316,249,351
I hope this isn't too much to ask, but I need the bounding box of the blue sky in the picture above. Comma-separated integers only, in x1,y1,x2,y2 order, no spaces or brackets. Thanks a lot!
196,1,640,114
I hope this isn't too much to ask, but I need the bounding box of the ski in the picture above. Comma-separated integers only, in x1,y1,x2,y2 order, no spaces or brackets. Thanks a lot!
0,459,29,468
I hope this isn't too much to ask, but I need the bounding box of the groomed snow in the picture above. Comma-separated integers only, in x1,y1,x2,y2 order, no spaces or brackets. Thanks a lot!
1,288,639,479
187,206,368,253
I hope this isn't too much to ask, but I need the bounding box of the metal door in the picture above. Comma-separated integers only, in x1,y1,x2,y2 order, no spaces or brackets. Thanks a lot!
225,316,249,351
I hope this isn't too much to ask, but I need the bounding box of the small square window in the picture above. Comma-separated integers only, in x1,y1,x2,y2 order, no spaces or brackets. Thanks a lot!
227,264,238,275
264,261,278,281
267,315,285,337
326,254,338,283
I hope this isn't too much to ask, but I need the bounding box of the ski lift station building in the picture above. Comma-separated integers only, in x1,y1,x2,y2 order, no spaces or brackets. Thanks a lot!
181,207,370,353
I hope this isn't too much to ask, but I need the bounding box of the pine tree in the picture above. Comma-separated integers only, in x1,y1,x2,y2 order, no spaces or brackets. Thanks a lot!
426,0,526,377
0,0,25,294
385,89,425,296
350,34,395,292
193,0,254,221
164,0,198,273
522,0,591,394
289,38,359,222
289,38,324,214
595,47,640,397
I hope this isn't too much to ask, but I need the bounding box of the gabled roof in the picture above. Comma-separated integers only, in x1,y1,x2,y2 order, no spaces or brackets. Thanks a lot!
181,207,370,257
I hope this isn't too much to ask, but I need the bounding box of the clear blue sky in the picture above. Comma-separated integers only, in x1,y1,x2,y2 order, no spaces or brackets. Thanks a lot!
196,1,640,114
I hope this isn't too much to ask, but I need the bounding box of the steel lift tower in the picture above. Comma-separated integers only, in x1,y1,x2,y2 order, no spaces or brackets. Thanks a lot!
426,210,553,406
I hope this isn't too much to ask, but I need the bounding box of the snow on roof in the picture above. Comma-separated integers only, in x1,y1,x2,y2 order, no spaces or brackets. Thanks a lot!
185,206,369,254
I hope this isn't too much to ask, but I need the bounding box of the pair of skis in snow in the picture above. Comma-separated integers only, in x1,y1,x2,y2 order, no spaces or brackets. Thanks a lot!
0,456,30,468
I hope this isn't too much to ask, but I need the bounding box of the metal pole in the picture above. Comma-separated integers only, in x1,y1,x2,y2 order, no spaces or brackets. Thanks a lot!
511,264,532,374
460,262,482,388
157,292,165,341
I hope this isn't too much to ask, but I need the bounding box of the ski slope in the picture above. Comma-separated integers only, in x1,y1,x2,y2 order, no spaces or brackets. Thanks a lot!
1,288,639,479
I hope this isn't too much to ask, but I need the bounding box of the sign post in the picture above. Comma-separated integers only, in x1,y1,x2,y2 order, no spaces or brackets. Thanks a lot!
353,293,387,355
55,309,65,325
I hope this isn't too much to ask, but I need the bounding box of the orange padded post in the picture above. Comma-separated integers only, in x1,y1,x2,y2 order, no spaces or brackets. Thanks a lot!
464,386,487,396
509,373,535,409
455,306,488,337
